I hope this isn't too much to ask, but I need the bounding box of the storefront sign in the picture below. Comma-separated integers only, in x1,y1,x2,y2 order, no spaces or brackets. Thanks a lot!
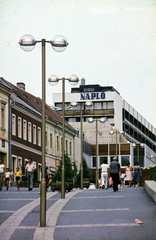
80,92,105,100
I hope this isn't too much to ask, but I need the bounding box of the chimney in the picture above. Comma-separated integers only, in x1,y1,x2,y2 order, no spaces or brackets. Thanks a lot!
81,78,85,85
17,82,25,90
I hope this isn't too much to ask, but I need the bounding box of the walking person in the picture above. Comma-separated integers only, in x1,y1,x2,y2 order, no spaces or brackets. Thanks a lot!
9,169,14,187
0,159,5,190
5,168,10,191
133,162,142,187
124,162,132,187
25,158,36,191
109,157,121,192
15,167,23,191
100,160,109,189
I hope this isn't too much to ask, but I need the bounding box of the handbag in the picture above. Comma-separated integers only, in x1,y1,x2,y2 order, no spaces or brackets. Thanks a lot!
109,177,113,186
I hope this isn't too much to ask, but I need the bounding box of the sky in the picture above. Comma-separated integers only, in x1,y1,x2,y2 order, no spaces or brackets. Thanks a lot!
0,0,156,128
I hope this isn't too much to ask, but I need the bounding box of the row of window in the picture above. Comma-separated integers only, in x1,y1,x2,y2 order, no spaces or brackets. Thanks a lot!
12,114,73,156
54,135,72,156
92,155,131,168
12,114,41,146
55,101,114,111
123,110,155,141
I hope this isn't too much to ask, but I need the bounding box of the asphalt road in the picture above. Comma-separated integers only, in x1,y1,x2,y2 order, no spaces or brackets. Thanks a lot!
0,185,156,240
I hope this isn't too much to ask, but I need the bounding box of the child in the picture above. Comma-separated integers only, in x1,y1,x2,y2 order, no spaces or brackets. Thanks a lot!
120,173,125,188
15,167,23,191
5,168,10,191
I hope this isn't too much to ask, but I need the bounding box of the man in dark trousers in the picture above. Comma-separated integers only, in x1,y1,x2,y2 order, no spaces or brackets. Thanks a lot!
109,157,121,192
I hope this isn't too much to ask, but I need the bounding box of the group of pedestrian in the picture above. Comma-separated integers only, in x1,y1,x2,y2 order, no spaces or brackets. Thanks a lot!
0,158,36,191
100,157,142,192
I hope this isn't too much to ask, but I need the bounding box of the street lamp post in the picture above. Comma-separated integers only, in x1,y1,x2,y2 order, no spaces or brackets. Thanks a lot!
70,101,93,189
109,128,123,160
48,75,79,198
19,34,68,227
88,117,107,188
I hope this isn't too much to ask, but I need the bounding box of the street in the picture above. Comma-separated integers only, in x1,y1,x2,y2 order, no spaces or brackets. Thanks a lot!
0,186,156,240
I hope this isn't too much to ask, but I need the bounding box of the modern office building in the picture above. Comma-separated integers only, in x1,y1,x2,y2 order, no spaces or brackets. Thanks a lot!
53,79,156,176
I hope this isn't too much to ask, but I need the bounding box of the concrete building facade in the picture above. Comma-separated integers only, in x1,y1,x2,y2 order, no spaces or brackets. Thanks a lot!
53,80,156,173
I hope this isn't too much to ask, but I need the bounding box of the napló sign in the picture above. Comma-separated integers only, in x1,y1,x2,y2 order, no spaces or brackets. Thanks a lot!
80,92,105,100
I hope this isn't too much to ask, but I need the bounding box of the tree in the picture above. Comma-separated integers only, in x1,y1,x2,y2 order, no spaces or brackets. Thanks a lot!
51,153,75,183
76,157,90,188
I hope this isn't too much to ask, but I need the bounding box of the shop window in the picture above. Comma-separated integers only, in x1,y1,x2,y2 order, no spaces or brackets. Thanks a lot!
99,156,108,166
121,156,130,166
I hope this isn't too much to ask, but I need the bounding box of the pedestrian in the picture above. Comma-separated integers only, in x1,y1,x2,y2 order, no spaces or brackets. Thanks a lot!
5,168,10,191
25,158,36,191
9,169,14,187
15,167,23,191
133,162,142,187
124,162,132,187
0,159,5,190
100,160,109,189
120,172,125,188
109,157,121,192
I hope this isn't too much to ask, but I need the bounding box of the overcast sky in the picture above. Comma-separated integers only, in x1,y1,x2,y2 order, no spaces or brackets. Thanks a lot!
0,0,156,128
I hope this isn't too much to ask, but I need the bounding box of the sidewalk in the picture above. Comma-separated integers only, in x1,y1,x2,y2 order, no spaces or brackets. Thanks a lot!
0,186,156,240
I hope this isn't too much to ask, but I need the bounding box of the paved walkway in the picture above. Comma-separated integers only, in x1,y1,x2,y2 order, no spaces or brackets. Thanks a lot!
0,186,156,240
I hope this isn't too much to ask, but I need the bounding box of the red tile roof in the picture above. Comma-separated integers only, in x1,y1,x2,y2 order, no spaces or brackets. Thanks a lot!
0,78,75,131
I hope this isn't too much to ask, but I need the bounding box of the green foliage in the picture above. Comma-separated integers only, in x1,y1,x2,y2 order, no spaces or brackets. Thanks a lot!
143,165,156,170
76,157,90,188
150,173,156,182
51,153,76,183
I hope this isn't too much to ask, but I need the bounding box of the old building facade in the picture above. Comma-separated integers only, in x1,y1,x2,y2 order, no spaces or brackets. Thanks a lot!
0,78,77,181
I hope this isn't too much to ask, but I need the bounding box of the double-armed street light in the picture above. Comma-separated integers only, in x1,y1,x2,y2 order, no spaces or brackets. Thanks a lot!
70,101,93,189
109,128,123,160
19,34,68,227
88,117,107,188
48,75,79,198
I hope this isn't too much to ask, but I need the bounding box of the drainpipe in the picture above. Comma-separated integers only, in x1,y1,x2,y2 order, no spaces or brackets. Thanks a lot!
9,97,15,169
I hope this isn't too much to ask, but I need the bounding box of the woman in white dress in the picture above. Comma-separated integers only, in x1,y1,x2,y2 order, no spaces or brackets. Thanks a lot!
124,162,132,187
